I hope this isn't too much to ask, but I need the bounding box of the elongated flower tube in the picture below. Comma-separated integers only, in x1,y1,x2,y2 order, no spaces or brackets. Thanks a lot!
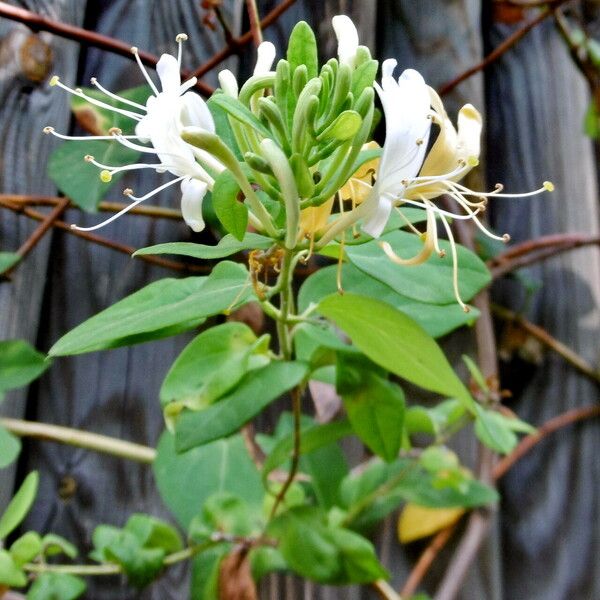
333,15,359,69
317,61,553,310
44,34,221,233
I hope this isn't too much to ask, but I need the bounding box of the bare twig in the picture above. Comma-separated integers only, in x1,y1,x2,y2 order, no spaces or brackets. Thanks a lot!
191,0,298,79
246,0,264,46
0,1,214,95
1,417,156,463
0,199,210,273
439,0,571,96
492,304,600,384
489,233,600,278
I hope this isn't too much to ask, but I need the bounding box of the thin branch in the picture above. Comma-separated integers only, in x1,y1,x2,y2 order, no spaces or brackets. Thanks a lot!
492,304,600,384
246,0,264,46
0,1,213,95
0,194,183,220
0,200,210,274
191,0,298,79
489,233,600,278
0,417,156,463
372,579,403,600
439,0,571,96
4,198,69,277
401,404,600,597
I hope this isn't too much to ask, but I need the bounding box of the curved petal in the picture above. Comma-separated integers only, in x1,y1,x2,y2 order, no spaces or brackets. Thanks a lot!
253,41,276,75
332,15,359,68
375,66,432,194
362,193,394,238
180,178,208,232
180,92,215,133
156,54,181,95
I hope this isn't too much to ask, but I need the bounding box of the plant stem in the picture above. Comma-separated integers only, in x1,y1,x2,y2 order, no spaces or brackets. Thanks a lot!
246,0,264,46
0,418,156,464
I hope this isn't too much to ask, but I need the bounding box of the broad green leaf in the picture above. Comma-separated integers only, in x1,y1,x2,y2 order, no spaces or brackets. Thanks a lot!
124,514,183,554
134,233,273,259
0,340,49,393
175,361,308,451
0,425,21,469
336,353,405,462
262,419,353,483
287,22,319,80
49,261,250,356
47,139,139,211
211,170,249,241
317,293,475,409
154,433,263,528
209,94,272,138
345,230,491,304
160,322,267,412
0,549,26,587
0,471,39,540
351,60,379,98
405,399,465,438
474,407,534,454
9,531,42,566
27,573,86,600
191,547,227,600
267,507,387,584
250,546,287,581
299,264,478,338
0,252,20,275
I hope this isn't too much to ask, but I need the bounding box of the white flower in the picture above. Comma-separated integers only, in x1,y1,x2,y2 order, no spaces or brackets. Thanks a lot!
45,33,221,232
332,15,359,69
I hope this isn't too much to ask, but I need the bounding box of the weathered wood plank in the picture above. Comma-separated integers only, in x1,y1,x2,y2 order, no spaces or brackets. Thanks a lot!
0,0,87,508
486,16,600,600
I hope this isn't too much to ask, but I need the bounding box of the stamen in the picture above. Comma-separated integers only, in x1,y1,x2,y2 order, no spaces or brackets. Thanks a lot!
176,33,188,69
90,77,147,110
337,193,345,294
438,213,470,313
393,206,423,236
51,78,143,121
71,177,185,231
131,46,159,96
43,127,141,142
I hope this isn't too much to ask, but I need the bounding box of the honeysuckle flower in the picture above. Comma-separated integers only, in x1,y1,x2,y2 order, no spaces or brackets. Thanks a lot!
44,34,222,233
317,60,553,310
333,15,359,68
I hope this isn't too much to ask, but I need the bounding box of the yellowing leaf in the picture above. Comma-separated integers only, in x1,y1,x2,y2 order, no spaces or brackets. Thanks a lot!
398,504,464,543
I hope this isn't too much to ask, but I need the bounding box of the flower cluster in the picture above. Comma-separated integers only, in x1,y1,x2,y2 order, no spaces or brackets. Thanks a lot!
44,16,552,309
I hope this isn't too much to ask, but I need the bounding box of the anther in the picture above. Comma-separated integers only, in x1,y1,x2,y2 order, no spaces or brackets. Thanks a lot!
130,46,138,54
75,88,82,94
84,155,94,162
100,170,112,183
543,181,555,192
463,305,471,314
108,127,122,136
175,33,188,42
90,77,97,84
416,138,424,146
438,250,446,258
49,75,59,86
502,233,511,243
43,126,54,134
494,183,504,191
467,156,479,167
123,188,133,197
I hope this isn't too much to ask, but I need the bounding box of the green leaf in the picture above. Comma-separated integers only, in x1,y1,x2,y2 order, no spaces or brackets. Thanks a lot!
47,139,139,211
0,340,49,393
351,60,379,98
0,425,21,469
346,230,491,304
336,353,405,461
584,100,600,139
134,233,273,259
209,94,272,138
318,111,362,142
0,252,20,275
124,514,183,554
27,573,86,600
154,433,263,528
175,361,308,451
41,534,78,559
208,95,242,159
191,547,227,600
211,170,249,241
474,407,533,454
0,549,26,587
287,22,318,81
9,531,42,566
299,264,477,338
267,507,387,584
49,261,250,356
161,322,267,412
317,293,475,409
0,471,39,540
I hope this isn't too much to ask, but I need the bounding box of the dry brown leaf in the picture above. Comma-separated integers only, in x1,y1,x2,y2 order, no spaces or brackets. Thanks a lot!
218,548,257,600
